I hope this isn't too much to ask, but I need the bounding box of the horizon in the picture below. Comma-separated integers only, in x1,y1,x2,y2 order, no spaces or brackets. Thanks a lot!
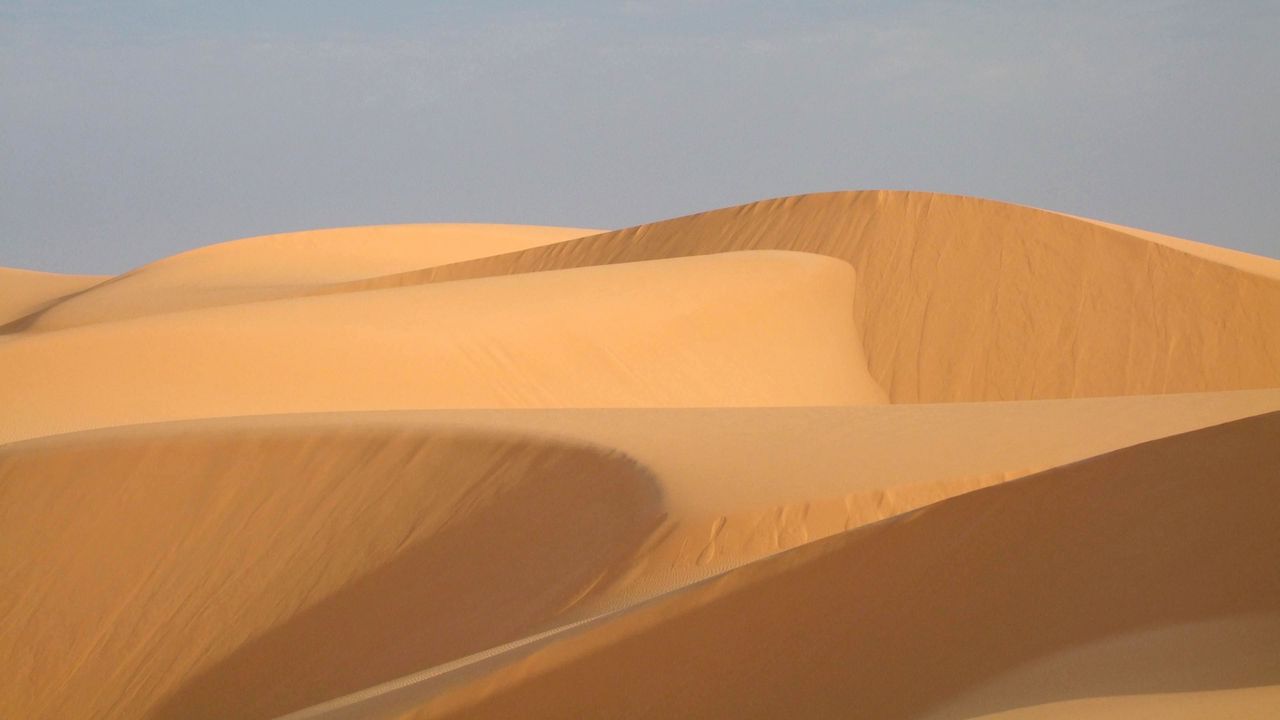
3,2,1278,273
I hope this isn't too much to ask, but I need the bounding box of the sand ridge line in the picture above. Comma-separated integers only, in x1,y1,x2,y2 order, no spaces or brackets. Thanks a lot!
332,190,1280,402
4,224,602,334
394,411,1280,719
0,425,664,720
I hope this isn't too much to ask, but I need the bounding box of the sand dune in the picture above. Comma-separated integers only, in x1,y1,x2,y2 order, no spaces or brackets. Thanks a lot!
2,191,1278,719
2,224,597,333
339,191,1280,401
0,267,108,325
369,412,1280,720
3,390,1276,719
0,250,884,443
0,426,659,720
321,390,1279,609
966,685,1280,719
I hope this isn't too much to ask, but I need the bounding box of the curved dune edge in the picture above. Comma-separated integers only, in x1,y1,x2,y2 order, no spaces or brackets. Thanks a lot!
964,684,1280,719
924,614,1280,719
430,390,1280,615
0,250,885,445
344,411,1280,720
0,425,662,720
1054,213,1280,280
10,192,1279,402
238,392,1280,720
2,390,1274,719
325,190,1280,402
2,190,1277,720
0,267,110,326
3,224,600,333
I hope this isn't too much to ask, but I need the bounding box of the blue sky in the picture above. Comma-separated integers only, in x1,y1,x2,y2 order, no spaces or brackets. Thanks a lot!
3,1,1278,272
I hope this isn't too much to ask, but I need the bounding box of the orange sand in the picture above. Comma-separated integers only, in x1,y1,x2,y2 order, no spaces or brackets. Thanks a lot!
2,192,1278,719
0,267,108,325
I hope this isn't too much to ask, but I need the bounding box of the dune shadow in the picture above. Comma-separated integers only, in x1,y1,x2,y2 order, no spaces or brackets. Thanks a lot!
148,441,664,720
434,412,1280,719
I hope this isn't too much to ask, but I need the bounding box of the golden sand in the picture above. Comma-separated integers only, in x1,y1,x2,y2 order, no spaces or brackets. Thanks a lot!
2,194,1277,719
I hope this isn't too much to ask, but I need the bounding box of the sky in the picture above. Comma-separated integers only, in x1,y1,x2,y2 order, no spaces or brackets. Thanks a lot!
2,1,1278,274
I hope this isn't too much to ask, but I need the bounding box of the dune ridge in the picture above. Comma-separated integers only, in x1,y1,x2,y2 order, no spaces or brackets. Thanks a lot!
0,250,884,444
6,387,1273,719
1,224,599,333
369,411,1280,720
2,190,1278,720
0,425,661,720
327,191,1280,402
964,685,1280,720
0,267,109,326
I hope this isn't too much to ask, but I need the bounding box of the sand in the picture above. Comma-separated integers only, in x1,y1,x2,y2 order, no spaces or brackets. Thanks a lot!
2,192,1278,719
0,267,109,325
373,412,1280,720
345,191,1280,401
2,224,598,332
0,250,885,443
964,685,1280,720
0,427,660,719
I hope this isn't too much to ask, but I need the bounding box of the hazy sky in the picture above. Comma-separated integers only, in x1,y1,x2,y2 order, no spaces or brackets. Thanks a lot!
3,1,1278,274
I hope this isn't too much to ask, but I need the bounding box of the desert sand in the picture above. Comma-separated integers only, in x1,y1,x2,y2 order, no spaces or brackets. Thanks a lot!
0,267,109,326
2,191,1278,719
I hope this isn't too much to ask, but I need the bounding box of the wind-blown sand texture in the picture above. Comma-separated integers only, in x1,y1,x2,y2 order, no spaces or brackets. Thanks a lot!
2,192,1278,719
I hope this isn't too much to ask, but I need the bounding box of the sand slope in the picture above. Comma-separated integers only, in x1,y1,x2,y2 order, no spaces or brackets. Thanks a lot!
301,390,1278,609
0,250,885,443
2,191,1278,720
0,267,108,325
375,412,1280,720
6,393,1276,720
0,426,660,720
2,224,598,332
966,685,1280,720
341,191,1280,401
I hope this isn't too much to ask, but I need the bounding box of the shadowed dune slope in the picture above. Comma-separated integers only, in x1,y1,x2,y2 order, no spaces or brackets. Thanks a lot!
0,250,885,443
1055,213,1280,278
379,411,1280,720
287,390,1275,611
3,192,1278,720
967,685,1280,720
4,224,598,332
0,385,1266,719
0,425,661,720
335,191,1280,402
0,267,108,325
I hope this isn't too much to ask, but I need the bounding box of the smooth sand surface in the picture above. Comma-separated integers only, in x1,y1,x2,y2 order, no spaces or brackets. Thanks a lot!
0,267,108,325
307,390,1278,611
0,427,660,720
352,191,1280,401
966,685,1280,719
2,192,1278,719
2,224,598,333
0,250,884,444
4,394,1278,719
376,412,1280,720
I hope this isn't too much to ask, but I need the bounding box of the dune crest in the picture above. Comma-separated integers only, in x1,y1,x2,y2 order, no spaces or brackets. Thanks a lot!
3,191,1278,720
0,250,885,444
0,267,109,326
378,412,1280,720
339,191,1280,401
3,224,599,332
963,685,1280,720
0,426,661,719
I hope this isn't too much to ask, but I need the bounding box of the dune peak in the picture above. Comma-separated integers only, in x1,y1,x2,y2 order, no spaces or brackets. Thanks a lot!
3,191,1278,720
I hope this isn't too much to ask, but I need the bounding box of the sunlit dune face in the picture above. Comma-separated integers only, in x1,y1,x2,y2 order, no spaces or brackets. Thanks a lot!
2,192,1279,720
